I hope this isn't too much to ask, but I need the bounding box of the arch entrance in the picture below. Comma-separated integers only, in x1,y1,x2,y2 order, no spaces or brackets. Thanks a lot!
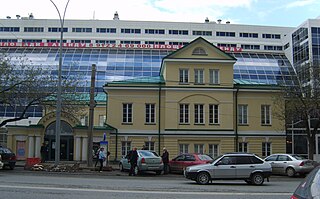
45,121,74,161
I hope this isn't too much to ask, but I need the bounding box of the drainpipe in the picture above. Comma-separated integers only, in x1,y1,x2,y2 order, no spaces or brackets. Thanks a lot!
235,86,239,152
158,83,162,155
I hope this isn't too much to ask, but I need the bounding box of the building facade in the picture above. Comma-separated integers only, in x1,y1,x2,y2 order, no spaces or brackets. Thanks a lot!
0,13,319,161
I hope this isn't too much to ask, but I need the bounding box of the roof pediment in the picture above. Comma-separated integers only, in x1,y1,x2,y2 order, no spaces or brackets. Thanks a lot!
164,37,236,61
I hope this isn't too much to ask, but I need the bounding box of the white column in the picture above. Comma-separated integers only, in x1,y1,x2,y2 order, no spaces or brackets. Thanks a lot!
75,137,81,161
35,136,41,158
28,136,35,158
82,137,88,161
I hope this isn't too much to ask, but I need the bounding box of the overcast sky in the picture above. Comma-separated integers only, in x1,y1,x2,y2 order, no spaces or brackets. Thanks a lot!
1,0,319,27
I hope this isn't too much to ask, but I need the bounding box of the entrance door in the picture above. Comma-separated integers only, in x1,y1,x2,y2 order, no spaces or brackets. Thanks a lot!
45,121,74,161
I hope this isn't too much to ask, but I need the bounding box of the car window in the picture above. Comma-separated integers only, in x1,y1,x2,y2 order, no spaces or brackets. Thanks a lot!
219,156,236,165
139,151,157,157
250,156,264,164
175,155,184,161
197,154,213,161
278,155,291,161
292,154,305,160
265,155,277,161
185,154,196,161
235,156,252,164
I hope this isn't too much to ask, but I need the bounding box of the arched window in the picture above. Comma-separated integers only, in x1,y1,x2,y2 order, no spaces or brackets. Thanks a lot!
45,121,73,136
192,47,207,55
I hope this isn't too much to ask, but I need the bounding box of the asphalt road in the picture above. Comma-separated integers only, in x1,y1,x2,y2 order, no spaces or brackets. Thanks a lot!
0,167,303,199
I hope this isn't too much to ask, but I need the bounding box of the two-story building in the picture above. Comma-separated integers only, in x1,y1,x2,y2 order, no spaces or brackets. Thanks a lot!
104,37,286,160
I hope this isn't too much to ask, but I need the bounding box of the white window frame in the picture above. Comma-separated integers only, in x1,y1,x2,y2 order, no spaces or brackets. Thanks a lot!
262,142,272,157
121,141,131,157
123,103,133,123
179,144,189,154
209,104,219,124
194,104,204,124
261,105,271,125
209,69,220,84
238,142,248,153
145,103,156,124
194,144,204,154
99,115,106,126
238,104,248,125
179,68,189,84
179,104,189,124
145,141,155,151
194,69,204,84
209,144,219,158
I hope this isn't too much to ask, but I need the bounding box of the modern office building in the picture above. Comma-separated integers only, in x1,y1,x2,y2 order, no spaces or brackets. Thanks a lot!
0,13,319,161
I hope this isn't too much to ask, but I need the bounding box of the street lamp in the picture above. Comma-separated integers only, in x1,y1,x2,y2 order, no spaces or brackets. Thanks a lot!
50,0,70,166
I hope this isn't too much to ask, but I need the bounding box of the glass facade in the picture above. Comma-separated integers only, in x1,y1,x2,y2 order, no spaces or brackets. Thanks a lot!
311,27,320,65
0,46,296,118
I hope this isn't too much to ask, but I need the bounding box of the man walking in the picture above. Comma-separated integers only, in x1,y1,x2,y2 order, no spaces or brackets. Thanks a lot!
128,147,138,176
161,147,169,174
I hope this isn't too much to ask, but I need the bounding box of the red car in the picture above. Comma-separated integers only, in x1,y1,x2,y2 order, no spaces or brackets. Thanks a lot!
169,153,213,173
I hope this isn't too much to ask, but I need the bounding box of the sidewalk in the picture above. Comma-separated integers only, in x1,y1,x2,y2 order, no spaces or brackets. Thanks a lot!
15,160,120,173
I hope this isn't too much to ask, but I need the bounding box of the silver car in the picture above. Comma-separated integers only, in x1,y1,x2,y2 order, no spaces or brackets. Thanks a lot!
264,154,316,177
119,150,163,175
184,153,272,185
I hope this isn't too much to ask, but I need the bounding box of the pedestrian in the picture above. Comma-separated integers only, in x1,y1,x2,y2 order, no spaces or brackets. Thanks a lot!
128,147,139,176
98,147,106,172
94,148,101,167
40,143,48,163
161,147,169,174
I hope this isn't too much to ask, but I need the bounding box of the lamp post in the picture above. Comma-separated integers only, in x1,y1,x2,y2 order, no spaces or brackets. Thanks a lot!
50,0,70,166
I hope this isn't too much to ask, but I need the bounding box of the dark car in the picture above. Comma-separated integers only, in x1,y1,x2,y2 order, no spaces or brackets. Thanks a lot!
290,166,320,199
169,153,213,173
0,146,16,170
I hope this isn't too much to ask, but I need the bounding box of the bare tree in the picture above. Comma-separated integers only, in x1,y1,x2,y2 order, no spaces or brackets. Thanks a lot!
275,62,320,160
0,54,86,127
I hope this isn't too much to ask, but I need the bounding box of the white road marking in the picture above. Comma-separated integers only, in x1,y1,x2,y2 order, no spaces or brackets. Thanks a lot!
0,184,291,196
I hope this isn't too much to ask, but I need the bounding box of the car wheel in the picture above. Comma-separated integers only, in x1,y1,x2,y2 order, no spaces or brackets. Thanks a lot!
196,172,210,185
251,173,264,185
119,163,124,172
286,167,296,177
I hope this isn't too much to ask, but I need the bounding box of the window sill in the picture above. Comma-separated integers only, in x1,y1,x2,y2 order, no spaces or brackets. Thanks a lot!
144,123,156,125
122,123,133,125
238,124,249,126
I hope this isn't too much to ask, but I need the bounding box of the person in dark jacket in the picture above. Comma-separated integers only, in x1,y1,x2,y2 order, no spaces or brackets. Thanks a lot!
128,147,139,176
161,147,169,174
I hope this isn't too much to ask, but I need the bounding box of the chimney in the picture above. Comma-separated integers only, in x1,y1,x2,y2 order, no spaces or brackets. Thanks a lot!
205,17,209,23
217,19,222,24
113,11,119,20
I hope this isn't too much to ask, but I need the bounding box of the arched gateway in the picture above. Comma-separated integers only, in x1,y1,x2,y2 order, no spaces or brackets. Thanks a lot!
45,121,74,161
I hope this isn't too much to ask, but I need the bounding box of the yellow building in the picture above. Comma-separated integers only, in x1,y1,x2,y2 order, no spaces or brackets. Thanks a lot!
5,37,286,162
104,37,286,160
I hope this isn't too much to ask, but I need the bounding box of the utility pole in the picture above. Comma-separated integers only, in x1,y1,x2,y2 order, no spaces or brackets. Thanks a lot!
50,0,70,166
87,64,96,167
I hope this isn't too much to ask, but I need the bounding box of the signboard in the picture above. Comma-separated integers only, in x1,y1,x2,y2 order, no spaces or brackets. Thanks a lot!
0,42,243,52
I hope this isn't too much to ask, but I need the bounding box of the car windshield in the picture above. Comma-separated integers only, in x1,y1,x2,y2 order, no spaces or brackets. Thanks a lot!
292,154,306,160
0,148,12,153
197,154,213,161
139,151,158,157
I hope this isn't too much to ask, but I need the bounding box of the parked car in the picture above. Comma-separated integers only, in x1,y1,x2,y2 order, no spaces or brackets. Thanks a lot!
169,153,213,173
0,155,4,169
0,146,16,170
119,150,163,175
264,154,315,177
290,166,320,199
184,153,272,185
